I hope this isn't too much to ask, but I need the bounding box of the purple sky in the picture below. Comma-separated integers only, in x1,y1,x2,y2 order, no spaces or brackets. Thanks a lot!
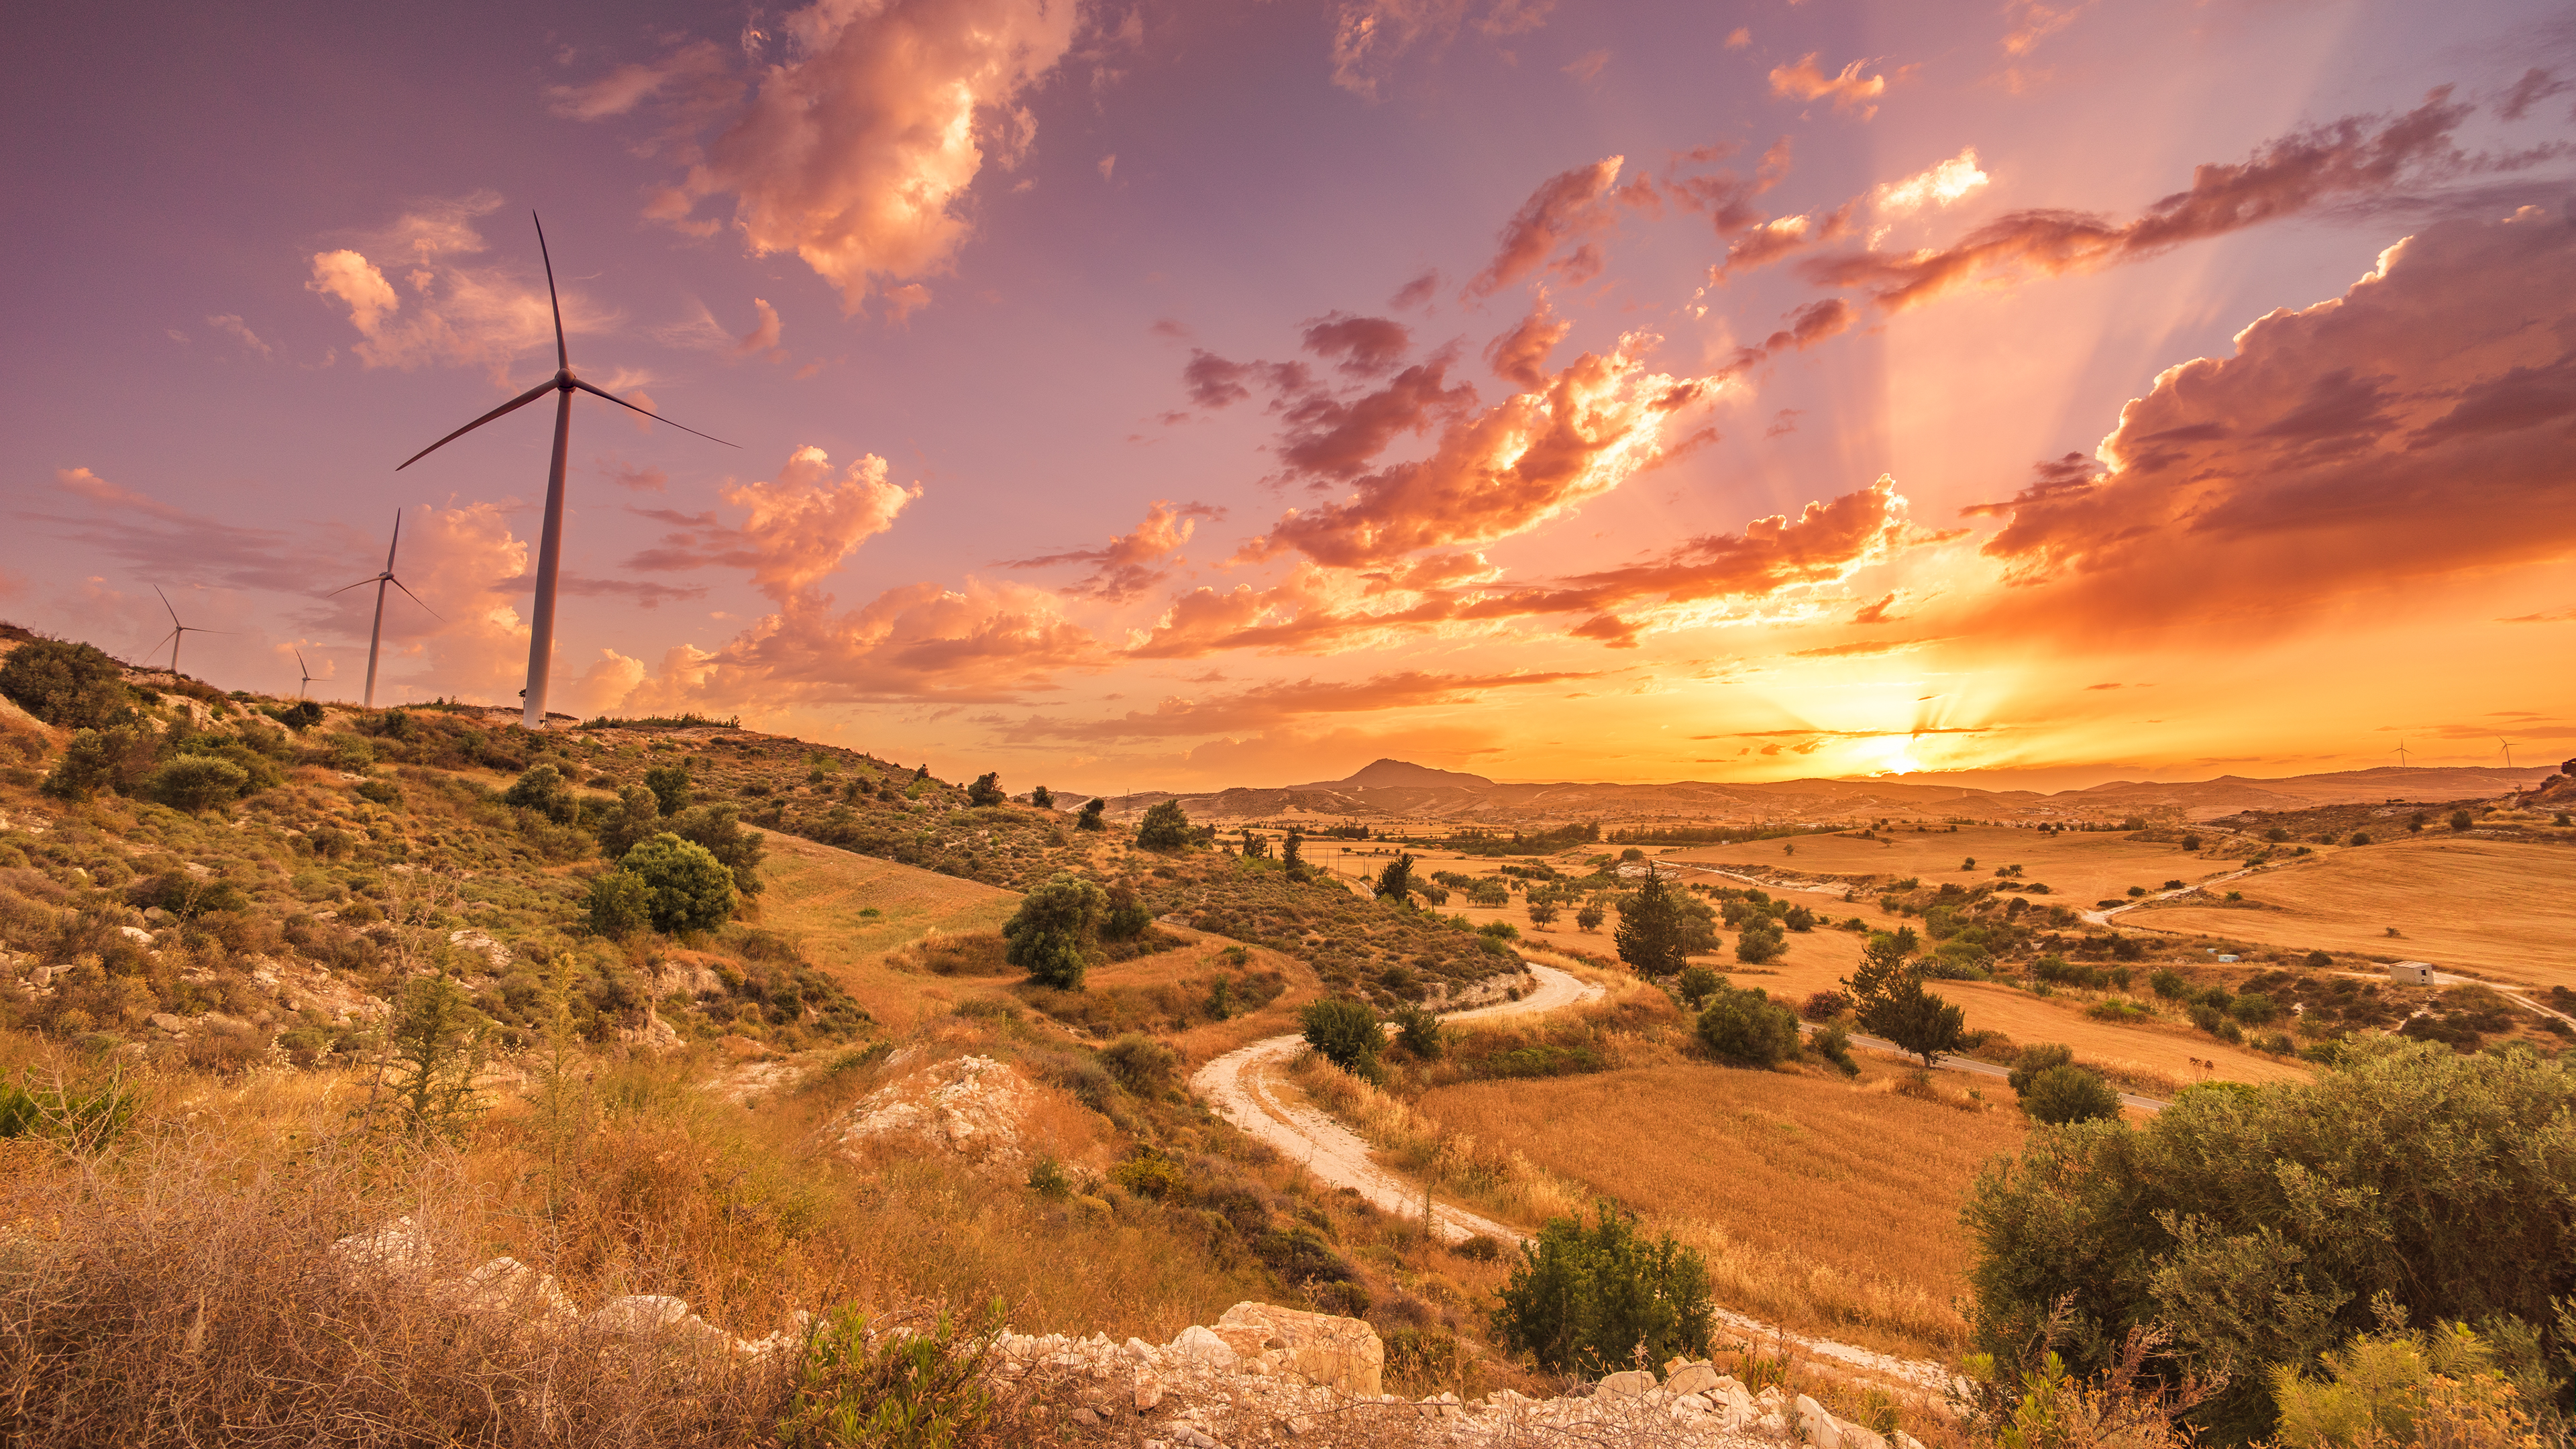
5,0,2572,790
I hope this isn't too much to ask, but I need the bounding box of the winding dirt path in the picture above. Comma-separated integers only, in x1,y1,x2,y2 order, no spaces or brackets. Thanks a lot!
1189,961,1966,1393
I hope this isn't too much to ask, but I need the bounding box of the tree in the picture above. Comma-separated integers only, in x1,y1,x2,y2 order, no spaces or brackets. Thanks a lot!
1281,830,1304,871
643,761,692,816
1136,800,1193,851
1965,1038,2576,1442
1373,852,1419,906
1676,965,1722,1008
0,637,134,729
1077,797,1106,831
503,763,578,824
1238,827,1267,859
1030,784,1054,808
1865,978,1966,1066
148,755,249,814
621,833,738,934
1391,1003,1444,1059
586,869,653,940
912,763,930,782
2021,1063,2123,1125
1696,985,1799,1067
1576,900,1605,932
1299,997,1382,1078
2449,809,2474,832
1004,873,1106,989
1613,866,1690,976
1527,898,1560,928
967,771,1005,807
1489,1202,1714,1376
274,700,324,731
665,802,765,896
2006,1042,2078,1094
593,784,664,859
1733,919,1786,965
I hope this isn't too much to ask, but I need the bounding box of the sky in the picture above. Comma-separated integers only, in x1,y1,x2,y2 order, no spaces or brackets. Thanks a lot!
4,0,2573,792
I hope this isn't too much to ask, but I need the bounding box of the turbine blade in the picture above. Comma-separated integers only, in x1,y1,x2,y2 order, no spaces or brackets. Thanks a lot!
156,584,180,625
395,379,557,470
324,578,379,598
387,576,445,622
534,210,568,371
572,380,737,448
295,647,310,676
386,508,402,570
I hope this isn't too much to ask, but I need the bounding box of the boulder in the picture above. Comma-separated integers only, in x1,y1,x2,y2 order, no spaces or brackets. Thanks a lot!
456,1256,576,1318
1663,1359,1721,1397
1596,1369,1657,1399
1796,1393,1844,1449
826,1055,1034,1168
1168,1324,1240,1369
330,1216,435,1276
588,1294,692,1335
1213,1301,1383,1397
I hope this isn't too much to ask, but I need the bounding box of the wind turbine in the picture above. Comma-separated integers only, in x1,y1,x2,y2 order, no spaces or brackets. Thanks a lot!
149,586,229,678
2500,738,2515,770
2395,741,2411,769
394,212,733,729
294,648,319,699
327,510,439,710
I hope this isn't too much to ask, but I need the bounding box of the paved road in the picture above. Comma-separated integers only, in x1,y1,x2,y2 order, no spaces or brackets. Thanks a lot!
2076,863,2265,928
1189,961,1966,1393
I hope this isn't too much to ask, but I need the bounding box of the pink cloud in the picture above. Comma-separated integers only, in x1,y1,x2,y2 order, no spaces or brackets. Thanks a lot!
1466,156,1647,298
1483,294,1570,388
626,445,918,604
1000,499,1224,601
1768,54,1889,118
306,193,599,378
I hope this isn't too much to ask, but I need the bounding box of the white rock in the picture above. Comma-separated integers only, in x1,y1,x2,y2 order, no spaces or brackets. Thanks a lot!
587,1294,692,1335
330,1216,435,1275
117,926,153,944
1664,1359,1721,1397
1169,1324,1239,1368
1797,1393,1844,1449
1845,1423,1892,1449
1597,1369,1656,1399
458,1256,576,1318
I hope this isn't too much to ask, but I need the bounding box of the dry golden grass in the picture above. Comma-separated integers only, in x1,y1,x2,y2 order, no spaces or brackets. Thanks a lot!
1406,1058,2028,1360
751,827,1022,1028
2139,836,2576,988
1666,823,2225,906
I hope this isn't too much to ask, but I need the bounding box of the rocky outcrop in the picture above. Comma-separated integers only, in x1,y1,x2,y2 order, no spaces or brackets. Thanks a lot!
1211,1301,1385,1396
825,1055,1034,1168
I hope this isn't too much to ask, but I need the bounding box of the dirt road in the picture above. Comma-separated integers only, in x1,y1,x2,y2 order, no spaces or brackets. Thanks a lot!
1189,961,1965,1393
1188,963,1603,1246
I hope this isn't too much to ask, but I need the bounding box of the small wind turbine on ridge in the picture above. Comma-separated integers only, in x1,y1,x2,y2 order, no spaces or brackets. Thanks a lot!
2395,741,2410,769
294,648,319,699
327,510,439,710
149,586,229,679
395,211,733,729
2500,738,2515,770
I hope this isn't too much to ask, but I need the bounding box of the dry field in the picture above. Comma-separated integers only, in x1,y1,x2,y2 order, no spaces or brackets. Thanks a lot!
750,827,1026,1029
1405,1058,2030,1360
2138,836,2576,989
1666,824,2228,906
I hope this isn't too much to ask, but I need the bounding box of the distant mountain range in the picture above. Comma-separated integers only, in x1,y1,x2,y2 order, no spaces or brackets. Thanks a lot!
1067,760,2563,826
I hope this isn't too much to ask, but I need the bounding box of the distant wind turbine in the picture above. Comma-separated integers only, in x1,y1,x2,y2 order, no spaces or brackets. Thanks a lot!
327,510,439,710
149,586,229,678
394,211,733,729
2500,738,2515,770
294,647,318,699
2395,741,2410,768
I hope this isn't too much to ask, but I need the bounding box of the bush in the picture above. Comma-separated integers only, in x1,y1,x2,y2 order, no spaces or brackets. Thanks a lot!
1800,989,1851,1021
1136,800,1194,851
1003,873,1106,990
1734,920,1786,965
1696,985,1800,1067
2449,810,2473,832
0,637,134,728
642,762,691,816
148,755,250,813
1809,1022,1859,1077
1676,965,1723,1009
501,763,578,824
663,802,764,896
1391,1003,1444,1059
966,771,1004,807
2021,1063,2123,1125
2305,950,2334,969
1099,1034,1179,1095
2149,969,2190,999
1300,997,1383,1078
1965,1037,2576,1440
775,1301,999,1449
1489,1202,1714,1376
586,870,653,940
620,833,739,934
1077,798,1106,831
2006,1042,2077,1095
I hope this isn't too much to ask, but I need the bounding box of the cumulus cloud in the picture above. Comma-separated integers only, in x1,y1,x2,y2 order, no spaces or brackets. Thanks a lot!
1467,156,1650,297
1968,205,2576,628
1873,148,1988,216
1302,313,1413,375
1801,92,2471,311
306,193,596,377
627,445,919,604
1484,294,1570,388
1000,499,1223,600
1669,138,1794,239
556,0,1081,315
1768,54,1889,118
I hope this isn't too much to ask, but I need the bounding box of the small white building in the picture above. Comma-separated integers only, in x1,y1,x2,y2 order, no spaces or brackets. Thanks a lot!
2387,961,2435,985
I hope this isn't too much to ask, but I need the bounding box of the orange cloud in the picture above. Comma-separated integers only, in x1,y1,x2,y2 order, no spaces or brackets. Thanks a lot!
1768,54,1888,118
627,446,918,604
1001,500,1224,602
1466,156,1648,297
306,193,592,378
1799,91,2471,311
1328,0,1554,101
559,0,1080,315
1484,294,1570,388
1971,205,2576,628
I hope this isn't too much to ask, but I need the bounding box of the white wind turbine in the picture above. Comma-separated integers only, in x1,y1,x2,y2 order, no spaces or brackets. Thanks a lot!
326,510,439,710
294,647,319,699
148,586,229,679
394,211,733,729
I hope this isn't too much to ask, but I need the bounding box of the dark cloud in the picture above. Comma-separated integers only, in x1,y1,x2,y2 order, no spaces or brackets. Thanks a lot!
1301,313,1413,375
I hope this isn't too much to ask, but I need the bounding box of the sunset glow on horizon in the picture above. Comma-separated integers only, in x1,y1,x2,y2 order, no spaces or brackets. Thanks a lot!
5,0,2571,791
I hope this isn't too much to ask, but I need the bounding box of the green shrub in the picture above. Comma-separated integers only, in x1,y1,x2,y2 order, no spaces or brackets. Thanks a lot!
1003,873,1106,990
774,1301,998,1449
2020,1063,2123,1125
1676,965,1723,1008
1809,1022,1859,1077
586,870,653,940
149,755,250,813
0,637,134,728
1965,1037,2576,1440
1099,1034,1178,1095
502,763,578,823
1696,984,1799,1067
1489,1202,1714,1376
1136,800,1194,851
1300,997,1383,1078
2148,969,2190,999
1734,920,1786,964
966,771,1004,807
620,833,738,934
643,762,692,816
2007,1043,2076,1094
663,802,764,895
1109,1152,1190,1201
1391,1003,1444,1059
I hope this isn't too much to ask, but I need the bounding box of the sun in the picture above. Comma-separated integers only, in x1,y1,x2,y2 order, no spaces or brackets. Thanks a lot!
1873,735,1923,775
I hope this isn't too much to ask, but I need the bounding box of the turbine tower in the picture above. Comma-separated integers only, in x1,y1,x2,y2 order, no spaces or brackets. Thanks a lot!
395,212,732,730
149,586,228,678
327,510,438,710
